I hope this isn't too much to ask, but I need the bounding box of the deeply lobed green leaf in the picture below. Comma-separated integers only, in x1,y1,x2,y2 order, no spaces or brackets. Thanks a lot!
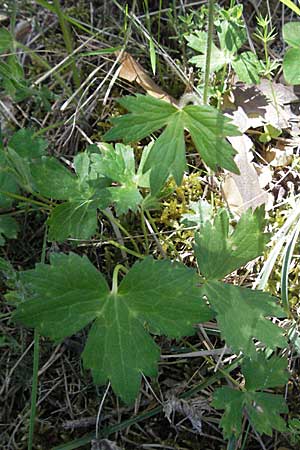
13,253,212,403
104,94,240,194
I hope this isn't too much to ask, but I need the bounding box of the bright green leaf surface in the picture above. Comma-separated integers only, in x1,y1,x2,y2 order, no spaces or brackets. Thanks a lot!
283,48,300,85
283,22,300,48
14,254,212,403
187,31,228,72
104,94,239,194
91,144,143,215
0,216,19,246
201,281,286,355
232,52,261,84
195,207,270,280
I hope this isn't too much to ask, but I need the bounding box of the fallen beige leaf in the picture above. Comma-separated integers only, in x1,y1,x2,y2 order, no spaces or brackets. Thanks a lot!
117,51,178,105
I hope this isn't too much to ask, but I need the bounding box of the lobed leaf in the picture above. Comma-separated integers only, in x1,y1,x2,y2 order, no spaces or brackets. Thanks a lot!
200,281,286,355
104,94,240,194
13,254,212,403
213,354,288,438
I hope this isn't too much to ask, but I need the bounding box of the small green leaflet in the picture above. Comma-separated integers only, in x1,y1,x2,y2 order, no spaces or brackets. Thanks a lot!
13,253,212,403
30,155,111,241
90,143,150,215
283,22,300,85
180,199,213,228
104,94,240,194
212,354,288,438
186,24,261,84
195,207,270,280
200,281,286,356
0,216,19,246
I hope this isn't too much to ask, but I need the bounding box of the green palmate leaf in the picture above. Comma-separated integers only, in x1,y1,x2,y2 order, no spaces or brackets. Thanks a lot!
104,94,239,194
30,156,111,241
195,207,269,280
213,354,288,438
200,281,286,355
213,388,287,438
13,253,212,403
91,143,146,215
0,216,19,246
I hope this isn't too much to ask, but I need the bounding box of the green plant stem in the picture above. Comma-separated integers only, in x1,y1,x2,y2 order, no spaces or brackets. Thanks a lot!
107,240,145,259
27,229,47,450
111,264,128,294
203,0,215,105
0,191,51,209
52,0,81,89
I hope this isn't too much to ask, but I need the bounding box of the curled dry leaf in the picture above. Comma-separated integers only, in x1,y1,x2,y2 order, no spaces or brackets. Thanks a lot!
116,51,178,105
223,108,272,215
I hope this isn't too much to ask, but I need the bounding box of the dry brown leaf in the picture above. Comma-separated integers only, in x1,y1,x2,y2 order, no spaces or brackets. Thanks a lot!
117,51,178,105
226,81,293,129
222,108,271,214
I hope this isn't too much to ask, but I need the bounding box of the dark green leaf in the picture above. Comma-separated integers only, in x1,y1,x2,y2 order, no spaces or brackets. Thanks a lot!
13,254,212,403
232,52,261,84
104,95,239,194
201,281,286,355
243,353,289,391
195,207,270,280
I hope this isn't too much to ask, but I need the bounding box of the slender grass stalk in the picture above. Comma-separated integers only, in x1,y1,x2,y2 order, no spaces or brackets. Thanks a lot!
203,0,215,105
27,229,47,450
52,0,81,89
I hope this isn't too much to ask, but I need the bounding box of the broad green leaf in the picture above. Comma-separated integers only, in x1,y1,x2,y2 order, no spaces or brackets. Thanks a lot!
0,216,19,246
13,253,212,403
213,354,288,438
283,48,300,85
213,387,287,438
0,28,13,53
104,94,239,194
243,353,289,391
200,281,286,355
283,22,300,48
195,207,270,280
232,52,261,84
91,144,143,215
30,156,111,241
